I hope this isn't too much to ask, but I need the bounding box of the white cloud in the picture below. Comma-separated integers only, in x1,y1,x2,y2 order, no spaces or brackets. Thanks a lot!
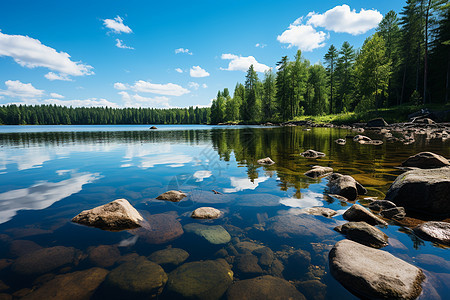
43,98,119,108
193,170,212,182
175,68,183,73
103,16,132,34
0,32,93,80
0,80,44,99
188,82,200,90
220,54,271,72
44,72,72,81
119,91,170,108
190,66,210,78
277,23,327,51
223,176,269,193
307,5,383,35
202,84,207,89
50,92,64,99
255,43,267,48
175,48,192,55
279,190,324,208
115,39,134,49
115,80,190,96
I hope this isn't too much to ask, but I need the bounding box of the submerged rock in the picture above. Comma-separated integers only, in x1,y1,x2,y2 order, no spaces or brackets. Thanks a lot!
327,173,367,201
300,149,326,158
343,204,388,226
266,214,336,239
184,223,231,244
22,267,108,300
148,248,189,267
297,207,337,218
156,190,187,202
329,240,425,300
401,152,450,169
296,280,327,300
235,254,263,277
132,213,184,244
191,207,222,219
285,250,311,279
88,245,121,268
385,167,450,217
167,260,233,300
413,221,450,246
226,275,305,300
335,138,346,145
9,240,42,257
72,199,143,231
257,157,275,165
334,221,388,248
304,166,333,178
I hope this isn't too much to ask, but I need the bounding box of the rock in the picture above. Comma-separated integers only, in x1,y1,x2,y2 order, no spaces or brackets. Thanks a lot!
257,157,275,165
413,221,450,246
155,190,186,202
132,213,184,244
148,248,189,267
72,199,143,231
353,135,372,143
304,166,333,178
335,138,346,145
297,207,337,218
11,246,76,276
343,204,388,226
366,118,388,127
380,207,406,220
101,257,167,299
226,275,305,300
300,149,326,158
368,200,397,212
413,117,435,124
234,241,264,253
150,126,157,129
334,221,388,248
235,254,263,277
266,214,336,239
88,245,121,268
191,207,222,219
184,223,231,244
385,167,450,216
401,152,450,169
326,173,367,201
296,280,327,300
286,250,311,277
253,247,274,267
329,240,425,300
9,240,42,257
167,260,233,300
22,268,108,300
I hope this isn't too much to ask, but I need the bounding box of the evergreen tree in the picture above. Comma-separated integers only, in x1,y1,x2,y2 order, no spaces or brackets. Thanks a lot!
324,45,338,113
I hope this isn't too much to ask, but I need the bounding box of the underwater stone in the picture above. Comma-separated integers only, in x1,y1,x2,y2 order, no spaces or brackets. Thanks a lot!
148,248,189,267
334,221,388,249
132,213,184,244
88,245,121,268
183,223,231,245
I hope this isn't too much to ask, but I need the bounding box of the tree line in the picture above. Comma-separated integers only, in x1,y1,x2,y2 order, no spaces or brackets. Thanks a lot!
0,105,210,125
211,0,450,123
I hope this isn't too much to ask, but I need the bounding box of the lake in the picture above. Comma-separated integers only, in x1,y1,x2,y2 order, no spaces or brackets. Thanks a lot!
0,125,449,299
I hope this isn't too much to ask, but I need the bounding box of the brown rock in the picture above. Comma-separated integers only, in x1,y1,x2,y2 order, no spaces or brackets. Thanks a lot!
304,166,333,178
327,173,367,201
88,245,121,268
334,221,388,248
401,152,449,169
343,204,388,226
300,149,325,158
413,221,450,246
156,190,186,202
132,213,184,244
191,207,222,219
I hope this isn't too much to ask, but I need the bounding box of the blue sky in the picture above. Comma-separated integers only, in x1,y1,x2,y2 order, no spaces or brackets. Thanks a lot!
0,0,404,109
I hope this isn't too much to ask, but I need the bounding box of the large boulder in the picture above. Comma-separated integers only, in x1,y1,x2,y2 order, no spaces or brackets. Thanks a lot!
234,254,263,277
400,152,450,169
22,268,108,300
327,173,367,201
343,204,388,226
148,248,189,267
132,213,184,244
334,221,388,248
72,199,143,231
329,240,425,299
183,223,231,244
226,275,306,300
366,118,389,128
156,190,186,202
413,221,450,246
385,167,450,216
191,207,222,219
304,166,333,178
166,260,233,300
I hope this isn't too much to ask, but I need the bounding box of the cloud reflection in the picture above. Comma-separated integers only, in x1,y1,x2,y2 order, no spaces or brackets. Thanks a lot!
279,190,324,208
223,176,269,193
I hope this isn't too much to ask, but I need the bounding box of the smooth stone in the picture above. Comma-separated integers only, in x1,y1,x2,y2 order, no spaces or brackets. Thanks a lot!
366,118,389,127
297,207,337,218
343,204,388,226
296,280,327,300
11,246,76,276
148,248,189,267
327,173,367,201
22,267,108,300
72,199,143,231
334,221,388,248
9,240,42,257
385,167,450,216
191,207,222,219
304,166,333,178
415,254,450,273
235,254,263,276
335,138,346,145
183,223,231,245
156,190,187,202
253,247,274,267
401,152,450,169
300,149,325,159
101,257,167,299
380,207,406,220
257,157,275,165
368,200,397,212
413,221,450,246
132,213,184,244
150,126,157,129
329,240,425,300
226,275,306,300
234,241,264,253
88,245,121,268
353,135,372,142
266,214,336,239
167,260,233,300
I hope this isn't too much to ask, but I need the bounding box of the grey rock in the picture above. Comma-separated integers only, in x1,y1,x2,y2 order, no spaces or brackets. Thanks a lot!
353,135,372,143
132,213,184,244
191,207,222,219
335,138,346,145
343,204,388,226
413,221,450,246
304,166,333,178
368,200,397,212
334,221,388,248
380,207,406,220
148,248,189,267
329,240,425,300
401,152,449,169
297,207,337,218
327,173,367,201
184,223,231,245
156,190,187,202
266,214,336,239
257,157,275,165
300,149,326,158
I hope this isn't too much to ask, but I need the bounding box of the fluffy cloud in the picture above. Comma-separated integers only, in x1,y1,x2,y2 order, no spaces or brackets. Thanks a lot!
175,68,183,73
113,82,128,90
43,98,119,107
50,92,64,99
188,82,200,90
307,5,383,35
277,24,327,51
255,43,267,48
44,72,72,81
220,54,271,72
115,39,134,49
0,80,44,98
190,66,210,78
119,91,170,108
0,32,93,80
175,48,192,55
202,83,207,89
103,16,132,34
114,80,190,96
